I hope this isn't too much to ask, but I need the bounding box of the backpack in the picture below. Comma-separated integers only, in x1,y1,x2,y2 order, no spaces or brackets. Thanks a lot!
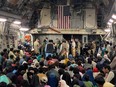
46,44,54,53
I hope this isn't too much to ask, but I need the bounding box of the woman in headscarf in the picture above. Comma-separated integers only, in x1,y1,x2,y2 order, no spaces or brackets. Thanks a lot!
62,72,72,87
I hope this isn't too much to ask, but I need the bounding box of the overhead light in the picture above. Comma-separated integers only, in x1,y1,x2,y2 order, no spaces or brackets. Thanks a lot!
13,20,21,25
20,27,29,31
112,14,116,19
109,19,114,23
104,28,110,32
107,22,112,25
0,18,7,22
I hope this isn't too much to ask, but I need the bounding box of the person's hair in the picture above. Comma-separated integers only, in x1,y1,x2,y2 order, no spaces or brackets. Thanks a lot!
87,58,92,64
73,67,79,74
95,76,105,86
77,61,82,66
0,82,7,87
10,48,13,51
73,74,82,80
62,40,66,43
17,50,20,53
10,55,14,59
106,41,109,44
69,66,74,71
104,50,108,54
39,62,44,67
46,55,52,60
3,49,7,52
103,65,111,71
72,78,79,86
21,80,30,87
59,63,66,69
58,68,65,75
48,64,55,69
84,74,90,81
49,40,53,42
62,72,71,86
54,61,59,67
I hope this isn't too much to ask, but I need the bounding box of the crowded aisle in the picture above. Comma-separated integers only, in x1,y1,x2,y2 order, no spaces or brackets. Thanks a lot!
0,0,116,87
0,37,115,87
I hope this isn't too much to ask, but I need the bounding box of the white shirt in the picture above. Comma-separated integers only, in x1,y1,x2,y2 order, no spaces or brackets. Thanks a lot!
105,71,114,82
72,41,76,48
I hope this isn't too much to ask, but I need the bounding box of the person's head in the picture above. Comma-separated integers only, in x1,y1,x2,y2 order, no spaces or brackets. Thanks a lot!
10,55,14,59
72,78,79,87
73,74,81,80
59,63,66,69
10,48,14,51
0,82,7,87
62,72,71,86
35,38,39,41
21,80,30,87
49,40,53,43
77,60,82,66
84,74,90,81
28,67,35,74
7,83,15,87
95,76,105,87
48,64,55,69
3,49,7,53
62,40,66,43
58,68,65,75
69,66,74,71
104,51,108,55
27,71,34,80
18,46,22,50
87,58,92,64
102,65,111,74
73,67,79,75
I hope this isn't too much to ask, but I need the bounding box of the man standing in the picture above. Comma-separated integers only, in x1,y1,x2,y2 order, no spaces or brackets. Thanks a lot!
45,40,54,58
102,65,116,85
34,39,40,54
71,38,76,58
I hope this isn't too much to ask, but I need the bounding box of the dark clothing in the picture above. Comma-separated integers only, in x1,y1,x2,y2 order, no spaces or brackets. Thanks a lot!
47,69,59,87
31,74,40,87
82,69,97,86
46,44,54,53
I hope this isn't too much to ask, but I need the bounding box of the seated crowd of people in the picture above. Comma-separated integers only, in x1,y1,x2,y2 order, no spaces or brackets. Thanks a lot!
0,39,115,87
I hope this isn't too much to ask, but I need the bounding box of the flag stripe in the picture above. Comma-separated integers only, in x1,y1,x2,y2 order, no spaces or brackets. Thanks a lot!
57,5,70,29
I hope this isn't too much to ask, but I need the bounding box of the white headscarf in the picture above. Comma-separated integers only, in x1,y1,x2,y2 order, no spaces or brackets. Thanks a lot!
59,80,69,87
103,82,114,87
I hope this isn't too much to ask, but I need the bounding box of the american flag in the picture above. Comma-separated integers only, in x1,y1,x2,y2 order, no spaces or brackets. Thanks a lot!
57,5,70,29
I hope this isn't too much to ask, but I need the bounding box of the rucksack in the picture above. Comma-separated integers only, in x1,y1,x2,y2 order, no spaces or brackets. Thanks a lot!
46,44,54,53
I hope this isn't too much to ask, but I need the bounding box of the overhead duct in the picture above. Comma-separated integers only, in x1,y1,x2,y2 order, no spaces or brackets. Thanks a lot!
7,0,19,5
0,0,6,8
0,10,21,19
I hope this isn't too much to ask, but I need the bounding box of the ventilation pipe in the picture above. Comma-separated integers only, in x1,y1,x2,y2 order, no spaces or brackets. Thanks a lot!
7,0,19,5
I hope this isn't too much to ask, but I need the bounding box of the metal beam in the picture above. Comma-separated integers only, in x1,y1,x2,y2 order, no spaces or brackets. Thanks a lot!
104,0,116,22
0,10,21,19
